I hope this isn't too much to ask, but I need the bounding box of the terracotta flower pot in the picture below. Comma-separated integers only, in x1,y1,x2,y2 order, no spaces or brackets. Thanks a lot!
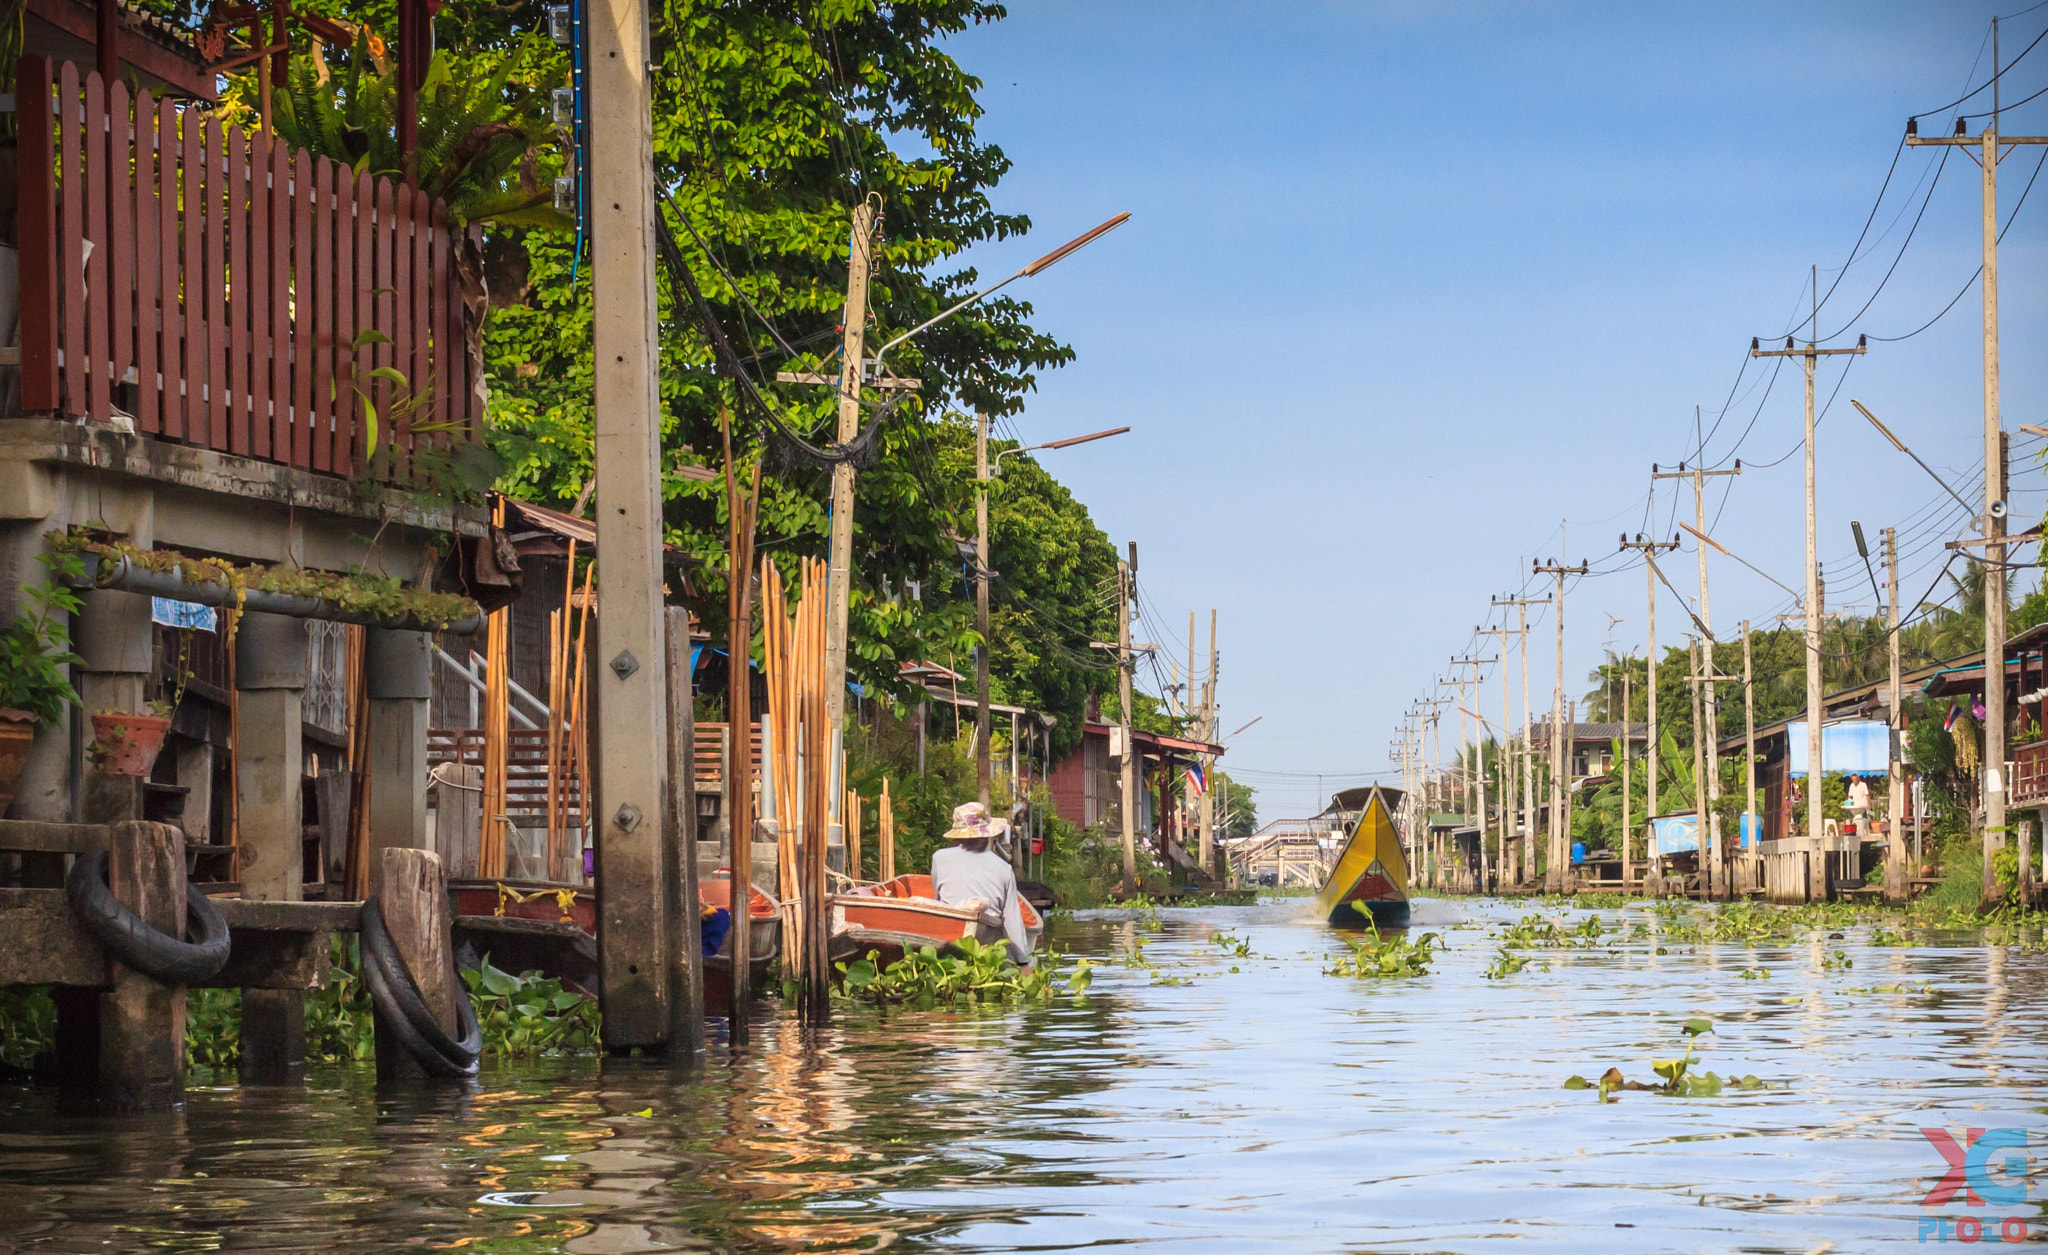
0,708,36,813
89,712,171,777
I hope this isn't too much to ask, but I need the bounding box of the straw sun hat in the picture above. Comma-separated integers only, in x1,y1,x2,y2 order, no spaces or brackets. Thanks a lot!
943,801,1009,841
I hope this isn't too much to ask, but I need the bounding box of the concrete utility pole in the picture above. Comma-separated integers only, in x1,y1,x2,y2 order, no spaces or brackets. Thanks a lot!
1618,535,1678,883
1118,544,1138,892
1533,559,1589,891
1199,609,1218,876
588,0,679,1050
1905,31,2044,900
1493,593,1545,888
1478,626,1515,891
1753,271,1867,891
1688,635,1708,891
1453,652,1495,893
1622,662,1633,884
822,200,878,741
1743,620,1757,862
1885,528,1907,901
1655,455,1740,889
974,412,992,808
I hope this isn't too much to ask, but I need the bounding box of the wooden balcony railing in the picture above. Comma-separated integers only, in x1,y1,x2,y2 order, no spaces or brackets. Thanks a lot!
2010,741,2048,809
13,56,479,483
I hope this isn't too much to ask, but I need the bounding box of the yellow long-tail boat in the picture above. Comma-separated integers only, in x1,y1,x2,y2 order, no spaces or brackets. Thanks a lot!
1312,784,1411,929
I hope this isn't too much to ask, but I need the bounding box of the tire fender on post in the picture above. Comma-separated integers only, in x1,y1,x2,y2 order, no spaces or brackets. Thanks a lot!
65,847,230,985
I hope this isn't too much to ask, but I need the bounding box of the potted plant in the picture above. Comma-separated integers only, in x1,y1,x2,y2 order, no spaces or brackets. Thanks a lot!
0,552,85,811
87,635,190,779
87,703,175,777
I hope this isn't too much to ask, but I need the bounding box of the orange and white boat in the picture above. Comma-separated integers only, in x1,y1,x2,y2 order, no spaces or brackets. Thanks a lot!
700,869,781,1007
830,873,1043,966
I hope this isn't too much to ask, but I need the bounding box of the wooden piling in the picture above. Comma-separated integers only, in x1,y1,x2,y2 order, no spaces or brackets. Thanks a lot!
102,820,187,1110
374,848,457,1082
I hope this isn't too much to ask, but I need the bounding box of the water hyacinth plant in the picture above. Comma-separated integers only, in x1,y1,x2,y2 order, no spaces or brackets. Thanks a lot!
833,937,1070,1010
1326,909,1439,979
460,959,601,1058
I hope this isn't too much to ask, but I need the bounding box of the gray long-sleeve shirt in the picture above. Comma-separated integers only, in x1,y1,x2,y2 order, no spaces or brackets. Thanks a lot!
930,845,1032,964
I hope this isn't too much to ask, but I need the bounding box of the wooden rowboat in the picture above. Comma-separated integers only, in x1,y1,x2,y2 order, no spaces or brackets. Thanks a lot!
1312,785,1411,929
830,873,1044,967
447,872,781,1008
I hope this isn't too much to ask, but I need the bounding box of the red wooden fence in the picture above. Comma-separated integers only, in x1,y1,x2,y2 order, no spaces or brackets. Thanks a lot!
14,56,478,482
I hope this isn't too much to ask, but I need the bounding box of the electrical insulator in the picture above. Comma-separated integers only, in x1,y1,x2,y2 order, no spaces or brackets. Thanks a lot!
548,6,572,45
554,175,576,214
552,87,574,130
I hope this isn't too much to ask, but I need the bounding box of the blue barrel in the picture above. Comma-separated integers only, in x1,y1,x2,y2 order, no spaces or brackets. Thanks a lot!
1571,841,1587,865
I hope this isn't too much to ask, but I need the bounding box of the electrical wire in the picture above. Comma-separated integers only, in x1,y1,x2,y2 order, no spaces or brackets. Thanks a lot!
1909,21,2048,120
1962,79,2048,118
1812,147,1952,342
1869,146,2048,341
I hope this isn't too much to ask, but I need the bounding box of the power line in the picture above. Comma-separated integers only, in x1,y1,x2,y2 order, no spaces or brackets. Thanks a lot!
1868,146,2048,341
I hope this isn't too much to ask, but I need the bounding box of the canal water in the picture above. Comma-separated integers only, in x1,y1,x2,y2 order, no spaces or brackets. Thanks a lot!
1,896,2044,1252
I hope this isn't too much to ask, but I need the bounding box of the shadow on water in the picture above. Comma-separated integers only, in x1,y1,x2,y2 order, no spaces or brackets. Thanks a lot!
1,898,2045,1252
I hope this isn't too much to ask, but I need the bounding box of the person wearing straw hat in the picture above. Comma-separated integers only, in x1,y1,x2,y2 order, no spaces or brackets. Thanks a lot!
931,801,1033,965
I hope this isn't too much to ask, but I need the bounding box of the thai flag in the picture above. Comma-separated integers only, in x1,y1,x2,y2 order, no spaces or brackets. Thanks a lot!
1944,701,1960,732
1183,761,1207,798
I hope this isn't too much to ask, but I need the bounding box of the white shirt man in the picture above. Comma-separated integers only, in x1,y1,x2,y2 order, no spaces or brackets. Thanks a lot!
930,802,1033,965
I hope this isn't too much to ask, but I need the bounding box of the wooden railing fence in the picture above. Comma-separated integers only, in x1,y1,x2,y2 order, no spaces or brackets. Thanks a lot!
13,56,478,482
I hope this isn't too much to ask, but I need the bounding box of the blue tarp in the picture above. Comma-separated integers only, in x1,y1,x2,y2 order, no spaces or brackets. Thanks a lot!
1787,720,1890,778
151,597,216,631
1651,813,1699,857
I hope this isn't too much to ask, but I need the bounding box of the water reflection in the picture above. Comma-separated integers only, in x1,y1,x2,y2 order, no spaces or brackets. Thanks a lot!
0,899,2043,1252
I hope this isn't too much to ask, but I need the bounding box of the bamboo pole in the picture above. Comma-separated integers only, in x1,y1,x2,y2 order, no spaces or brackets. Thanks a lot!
847,788,862,882
568,562,594,882
879,777,895,881
342,621,372,898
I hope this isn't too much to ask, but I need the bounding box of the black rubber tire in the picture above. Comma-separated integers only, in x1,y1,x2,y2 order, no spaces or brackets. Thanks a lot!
65,849,231,985
359,895,481,1078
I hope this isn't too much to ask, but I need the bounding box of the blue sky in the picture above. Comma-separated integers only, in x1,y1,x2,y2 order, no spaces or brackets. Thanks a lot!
941,2,2048,820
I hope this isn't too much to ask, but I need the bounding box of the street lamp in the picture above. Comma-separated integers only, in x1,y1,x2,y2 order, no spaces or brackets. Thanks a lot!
1852,399,1978,518
992,425,1132,477
871,212,1131,379
971,415,1131,809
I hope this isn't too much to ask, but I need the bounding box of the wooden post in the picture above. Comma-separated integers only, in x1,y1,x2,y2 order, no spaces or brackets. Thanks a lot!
665,606,704,1056
588,0,677,1051
374,848,457,1082
100,820,187,1110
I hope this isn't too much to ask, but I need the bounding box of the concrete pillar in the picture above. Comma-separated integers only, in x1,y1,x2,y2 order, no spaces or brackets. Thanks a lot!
365,628,432,866
74,589,153,826
174,740,213,845
235,612,307,1084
